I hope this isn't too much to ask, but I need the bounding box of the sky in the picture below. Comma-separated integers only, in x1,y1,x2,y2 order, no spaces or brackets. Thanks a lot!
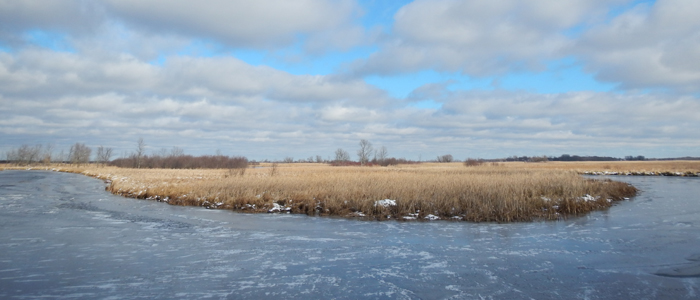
1,0,699,161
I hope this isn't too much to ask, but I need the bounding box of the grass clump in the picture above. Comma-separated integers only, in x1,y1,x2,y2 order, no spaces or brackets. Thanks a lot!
28,162,640,223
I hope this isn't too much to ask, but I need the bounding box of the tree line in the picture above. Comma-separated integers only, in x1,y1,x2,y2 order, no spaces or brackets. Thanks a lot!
3,143,111,166
4,139,660,168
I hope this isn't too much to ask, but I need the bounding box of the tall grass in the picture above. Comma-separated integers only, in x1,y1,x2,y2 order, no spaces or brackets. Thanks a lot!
496,160,700,175
22,163,640,222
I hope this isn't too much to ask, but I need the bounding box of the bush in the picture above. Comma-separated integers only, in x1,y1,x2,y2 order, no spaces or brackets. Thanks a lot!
464,158,483,167
111,154,248,169
437,154,454,163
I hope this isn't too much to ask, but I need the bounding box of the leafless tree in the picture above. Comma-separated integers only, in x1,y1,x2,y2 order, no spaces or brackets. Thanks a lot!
8,144,43,165
283,157,294,163
436,154,454,163
155,148,168,158
55,149,66,164
96,146,113,167
315,155,324,163
334,148,350,162
69,143,92,166
170,146,184,157
375,146,388,163
135,138,146,168
42,144,54,165
357,139,373,166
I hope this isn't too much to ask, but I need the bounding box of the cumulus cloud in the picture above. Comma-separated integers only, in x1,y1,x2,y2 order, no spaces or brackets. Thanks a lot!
0,47,400,158
0,0,368,54
4,51,698,159
104,0,360,49
345,0,700,94
570,0,700,92
347,0,626,76
1,0,699,159
0,0,104,37
0,49,387,104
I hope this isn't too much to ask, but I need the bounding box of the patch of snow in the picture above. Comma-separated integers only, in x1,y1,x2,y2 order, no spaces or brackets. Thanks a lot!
579,194,598,202
403,212,419,220
424,214,440,221
267,203,290,213
374,199,397,207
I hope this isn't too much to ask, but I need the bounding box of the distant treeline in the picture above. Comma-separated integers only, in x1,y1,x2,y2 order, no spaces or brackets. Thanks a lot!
329,157,420,167
503,154,665,162
551,154,623,162
110,154,248,169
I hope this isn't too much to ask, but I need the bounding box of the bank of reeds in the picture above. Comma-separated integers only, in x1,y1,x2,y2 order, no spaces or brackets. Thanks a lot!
8,163,641,222
496,160,700,176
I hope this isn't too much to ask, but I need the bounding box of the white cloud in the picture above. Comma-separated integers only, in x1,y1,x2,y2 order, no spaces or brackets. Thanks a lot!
571,0,700,91
348,0,626,76
1,0,699,159
1,0,369,54
104,0,364,50
0,0,103,36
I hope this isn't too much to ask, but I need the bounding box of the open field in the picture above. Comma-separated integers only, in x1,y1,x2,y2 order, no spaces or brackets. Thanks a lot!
3,161,675,222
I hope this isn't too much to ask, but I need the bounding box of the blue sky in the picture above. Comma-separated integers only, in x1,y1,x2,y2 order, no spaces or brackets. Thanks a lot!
1,0,699,160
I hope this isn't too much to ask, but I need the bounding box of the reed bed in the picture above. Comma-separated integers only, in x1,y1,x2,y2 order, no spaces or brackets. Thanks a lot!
5,163,644,222
493,160,700,176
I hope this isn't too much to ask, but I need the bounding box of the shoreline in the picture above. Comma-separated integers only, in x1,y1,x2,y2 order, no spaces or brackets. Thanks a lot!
0,164,642,223
581,171,700,177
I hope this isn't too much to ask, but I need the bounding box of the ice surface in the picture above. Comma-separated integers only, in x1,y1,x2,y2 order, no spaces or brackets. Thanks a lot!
1,171,699,299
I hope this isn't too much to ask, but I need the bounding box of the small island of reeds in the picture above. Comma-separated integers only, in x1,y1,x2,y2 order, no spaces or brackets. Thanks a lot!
4,161,661,223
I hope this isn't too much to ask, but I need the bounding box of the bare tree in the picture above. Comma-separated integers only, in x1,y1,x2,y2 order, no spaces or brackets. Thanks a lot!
155,148,168,158
436,154,454,163
283,157,294,163
69,143,92,166
334,148,350,162
55,149,65,164
170,146,184,157
42,144,54,165
315,155,324,163
9,144,43,165
135,138,146,168
96,146,105,166
375,146,388,163
96,146,113,167
357,139,373,166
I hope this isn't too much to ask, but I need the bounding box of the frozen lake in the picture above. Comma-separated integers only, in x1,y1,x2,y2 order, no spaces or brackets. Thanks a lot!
1,170,699,299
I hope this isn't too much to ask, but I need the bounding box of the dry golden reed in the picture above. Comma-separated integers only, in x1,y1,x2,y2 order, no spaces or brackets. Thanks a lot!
0,162,657,222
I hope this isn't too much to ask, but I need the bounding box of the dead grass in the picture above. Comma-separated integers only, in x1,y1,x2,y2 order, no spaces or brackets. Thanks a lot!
0,162,652,222
497,160,700,175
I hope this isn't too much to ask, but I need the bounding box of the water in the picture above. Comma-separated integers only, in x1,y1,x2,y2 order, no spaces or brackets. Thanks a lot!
0,171,698,299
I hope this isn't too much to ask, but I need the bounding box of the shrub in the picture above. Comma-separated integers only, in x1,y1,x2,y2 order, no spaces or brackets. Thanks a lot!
464,158,483,167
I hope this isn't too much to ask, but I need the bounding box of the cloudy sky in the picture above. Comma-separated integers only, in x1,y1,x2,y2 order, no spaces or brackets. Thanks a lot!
2,0,699,161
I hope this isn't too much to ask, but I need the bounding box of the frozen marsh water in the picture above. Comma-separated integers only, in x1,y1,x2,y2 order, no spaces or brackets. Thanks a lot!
1,170,699,299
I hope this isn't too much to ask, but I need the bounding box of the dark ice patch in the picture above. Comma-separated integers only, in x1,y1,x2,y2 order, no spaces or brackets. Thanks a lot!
655,254,700,278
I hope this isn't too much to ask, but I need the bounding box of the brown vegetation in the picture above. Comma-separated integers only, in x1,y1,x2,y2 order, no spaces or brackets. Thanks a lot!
496,160,700,176
0,162,653,223
110,154,248,169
